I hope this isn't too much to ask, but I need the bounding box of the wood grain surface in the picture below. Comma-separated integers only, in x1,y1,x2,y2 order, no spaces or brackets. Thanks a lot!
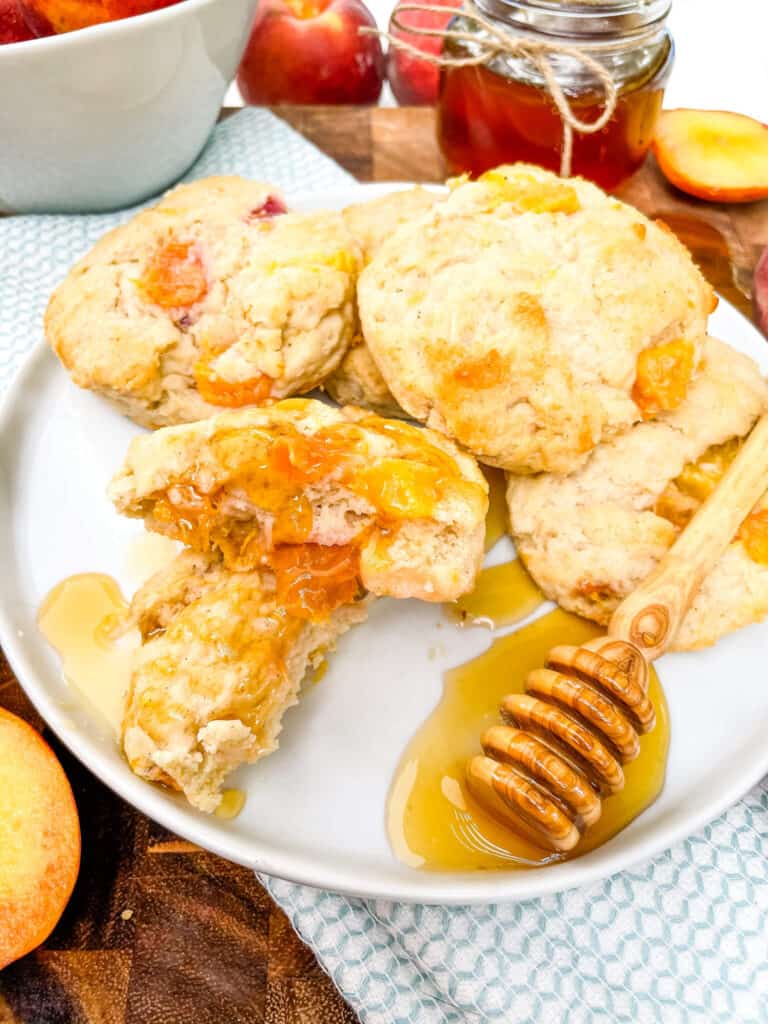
1,104,767,1024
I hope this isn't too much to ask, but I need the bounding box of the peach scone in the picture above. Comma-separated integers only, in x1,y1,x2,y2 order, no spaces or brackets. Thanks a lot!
325,187,442,417
46,176,360,429
124,550,368,812
109,398,488,602
507,337,768,650
358,164,715,474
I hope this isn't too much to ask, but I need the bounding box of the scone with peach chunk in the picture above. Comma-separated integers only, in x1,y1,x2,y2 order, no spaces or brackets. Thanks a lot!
325,187,442,417
507,337,768,650
124,550,368,812
46,176,360,429
358,163,715,474
109,398,488,602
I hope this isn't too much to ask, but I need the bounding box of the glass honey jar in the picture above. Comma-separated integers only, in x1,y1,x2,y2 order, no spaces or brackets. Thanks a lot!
437,0,674,190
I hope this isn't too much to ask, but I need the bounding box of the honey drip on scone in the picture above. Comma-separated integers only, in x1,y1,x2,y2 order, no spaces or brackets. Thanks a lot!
146,415,486,569
38,574,138,735
271,543,362,619
387,610,669,871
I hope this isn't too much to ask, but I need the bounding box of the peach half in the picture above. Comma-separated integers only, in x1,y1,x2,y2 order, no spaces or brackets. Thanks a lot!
653,109,768,203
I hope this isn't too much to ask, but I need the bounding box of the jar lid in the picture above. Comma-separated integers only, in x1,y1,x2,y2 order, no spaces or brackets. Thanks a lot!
474,0,672,38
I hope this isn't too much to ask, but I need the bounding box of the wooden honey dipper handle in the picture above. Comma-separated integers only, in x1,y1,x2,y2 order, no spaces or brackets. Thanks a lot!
610,412,768,660
467,413,768,852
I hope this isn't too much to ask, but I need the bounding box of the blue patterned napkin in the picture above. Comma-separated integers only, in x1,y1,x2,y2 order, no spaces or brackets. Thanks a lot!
2,106,768,1024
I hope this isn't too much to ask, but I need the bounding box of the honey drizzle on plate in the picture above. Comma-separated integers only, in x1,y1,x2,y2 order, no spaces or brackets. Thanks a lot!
448,559,543,630
215,788,247,820
387,609,670,871
123,533,182,589
37,574,138,736
449,469,543,629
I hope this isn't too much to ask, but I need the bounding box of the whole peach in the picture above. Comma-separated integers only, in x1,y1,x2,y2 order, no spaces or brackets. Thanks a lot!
237,0,384,105
387,0,461,106
0,708,80,969
18,0,179,35
0,0,39,41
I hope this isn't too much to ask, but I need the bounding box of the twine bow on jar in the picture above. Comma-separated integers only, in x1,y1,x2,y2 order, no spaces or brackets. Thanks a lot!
361,0,619,177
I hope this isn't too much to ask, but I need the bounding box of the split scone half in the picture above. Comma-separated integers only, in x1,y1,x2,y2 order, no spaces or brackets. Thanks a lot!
117,398,487,809
507,337,768,651
324,186,442,417
110,398,488,603
46,176,360,429
124,550,368,812
358,163,715,475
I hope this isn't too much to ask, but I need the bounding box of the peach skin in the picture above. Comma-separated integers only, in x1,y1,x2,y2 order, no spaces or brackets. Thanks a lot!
0,708,80,969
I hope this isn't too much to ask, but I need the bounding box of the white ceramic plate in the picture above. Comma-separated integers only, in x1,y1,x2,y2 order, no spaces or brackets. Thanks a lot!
2,184,768,905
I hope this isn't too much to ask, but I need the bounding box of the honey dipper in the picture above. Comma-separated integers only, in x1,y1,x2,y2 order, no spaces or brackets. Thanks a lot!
467,413,768,853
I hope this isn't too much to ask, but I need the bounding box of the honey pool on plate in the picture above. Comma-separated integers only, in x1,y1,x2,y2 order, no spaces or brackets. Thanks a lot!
448,558,543,630
388,601,670,871
37,573,138,736
38,571,250,821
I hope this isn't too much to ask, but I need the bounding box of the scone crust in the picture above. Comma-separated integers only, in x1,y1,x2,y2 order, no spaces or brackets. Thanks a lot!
324,338,405,417
326,187,442,417
46,176,360,428
123,550,367,811
507,337,768,650
342,186,440,265
359,164,714,474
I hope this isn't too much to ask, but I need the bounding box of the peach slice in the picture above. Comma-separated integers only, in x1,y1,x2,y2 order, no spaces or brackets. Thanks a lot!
653,109,768,203
0,708,80,969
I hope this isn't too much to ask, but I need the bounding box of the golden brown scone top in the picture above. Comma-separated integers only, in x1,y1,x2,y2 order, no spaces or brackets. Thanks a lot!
109,398,488,603
46,176,360,429
508,337,768,651
359,164,715,475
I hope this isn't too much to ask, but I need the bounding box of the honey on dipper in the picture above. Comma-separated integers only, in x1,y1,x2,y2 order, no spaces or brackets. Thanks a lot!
387,607,669,871
466,628,658,852
459,410,768,855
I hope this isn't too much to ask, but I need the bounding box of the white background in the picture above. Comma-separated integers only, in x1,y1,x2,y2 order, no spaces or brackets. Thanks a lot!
227,0,768,120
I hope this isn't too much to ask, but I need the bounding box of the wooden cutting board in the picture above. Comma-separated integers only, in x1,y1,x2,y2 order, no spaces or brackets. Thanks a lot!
1,104,767,1024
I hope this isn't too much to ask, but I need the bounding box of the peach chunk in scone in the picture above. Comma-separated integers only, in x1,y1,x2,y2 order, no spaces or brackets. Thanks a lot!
109,398,488,603
45,176,359,429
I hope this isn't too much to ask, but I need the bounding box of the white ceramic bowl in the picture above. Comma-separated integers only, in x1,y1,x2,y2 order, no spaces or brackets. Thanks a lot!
0,0,257,214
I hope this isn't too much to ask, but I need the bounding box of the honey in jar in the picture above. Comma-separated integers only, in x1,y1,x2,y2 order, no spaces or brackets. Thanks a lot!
437,0,675,191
